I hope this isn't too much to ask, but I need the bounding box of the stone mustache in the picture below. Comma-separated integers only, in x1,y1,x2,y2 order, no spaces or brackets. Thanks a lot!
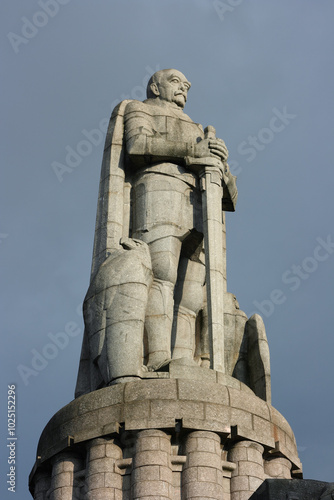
75,69,270,401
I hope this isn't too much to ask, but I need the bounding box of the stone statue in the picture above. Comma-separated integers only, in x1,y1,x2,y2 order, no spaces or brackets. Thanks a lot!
75,69,270,399
30,69,307,500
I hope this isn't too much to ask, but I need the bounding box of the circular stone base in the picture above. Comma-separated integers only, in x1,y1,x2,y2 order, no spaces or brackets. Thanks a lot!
34,374,301,472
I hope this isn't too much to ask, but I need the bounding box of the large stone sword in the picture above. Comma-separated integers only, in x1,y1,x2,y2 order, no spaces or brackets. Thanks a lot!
186,125,226,373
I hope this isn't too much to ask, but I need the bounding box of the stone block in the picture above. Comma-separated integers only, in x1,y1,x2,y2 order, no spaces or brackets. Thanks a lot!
124,379,177,402
49,488,62,500
228,388,270,420
183,480,224,498
104,472,122,489
237,461,264,480
136,435,161,452
114,489,123,500
66,409,98,434
228,445,248,462
246,444,264,466
51,471,72,488
182,466,198,484
234,426,275,450
85,488,115,500
98,405,123,427
205,403,230,424
150,399,206,421
187,451,222,469
184,433,217,454
230,408,253,429
169,362,217,383
181,417,228,434
134,450,169,468
123,399,150,420
124,417,173,431
197,465,218,483
231,475,249,492
88,457,117,475
145,417,176,429
78,385,124,414
133,479,170,497
51,459,64,474
269,406,295,440
159,465,173,483
105,442,123,460
177,379,229,405
87,472,106,490
75,426,113,444
252,415,273,443
194,437,221,455
264,457,291,479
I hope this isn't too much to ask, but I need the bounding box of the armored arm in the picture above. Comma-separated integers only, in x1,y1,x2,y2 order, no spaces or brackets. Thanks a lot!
124,101,195,167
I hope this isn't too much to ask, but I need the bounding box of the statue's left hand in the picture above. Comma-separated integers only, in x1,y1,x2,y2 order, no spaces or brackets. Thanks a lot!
209,137,228,162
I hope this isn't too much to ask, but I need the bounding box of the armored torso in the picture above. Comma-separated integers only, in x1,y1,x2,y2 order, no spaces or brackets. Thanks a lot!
124,99,205,186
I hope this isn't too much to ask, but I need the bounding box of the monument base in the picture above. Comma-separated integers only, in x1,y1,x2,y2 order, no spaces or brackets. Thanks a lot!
29,366,302,499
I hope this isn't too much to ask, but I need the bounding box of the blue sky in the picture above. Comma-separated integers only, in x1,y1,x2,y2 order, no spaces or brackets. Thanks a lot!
1,1,334,497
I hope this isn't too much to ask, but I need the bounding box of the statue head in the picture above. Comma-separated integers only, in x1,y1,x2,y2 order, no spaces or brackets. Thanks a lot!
146,69,191,109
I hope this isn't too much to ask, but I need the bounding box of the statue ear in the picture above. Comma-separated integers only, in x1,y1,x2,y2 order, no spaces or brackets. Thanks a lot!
150,82,160,97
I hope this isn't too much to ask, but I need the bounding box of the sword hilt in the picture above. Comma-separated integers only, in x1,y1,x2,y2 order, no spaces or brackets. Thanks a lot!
204,125,216,140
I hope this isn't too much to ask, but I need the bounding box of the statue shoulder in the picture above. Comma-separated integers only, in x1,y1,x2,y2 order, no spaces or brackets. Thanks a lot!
125,100,152,115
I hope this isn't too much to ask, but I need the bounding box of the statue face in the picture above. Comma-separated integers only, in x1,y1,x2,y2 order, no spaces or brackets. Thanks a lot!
152,69,191,109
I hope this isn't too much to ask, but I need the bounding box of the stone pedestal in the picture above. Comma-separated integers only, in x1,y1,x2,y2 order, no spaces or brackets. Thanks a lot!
30,367,301,499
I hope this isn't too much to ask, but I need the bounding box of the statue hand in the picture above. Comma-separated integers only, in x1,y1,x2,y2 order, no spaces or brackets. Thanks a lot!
194,137,228,162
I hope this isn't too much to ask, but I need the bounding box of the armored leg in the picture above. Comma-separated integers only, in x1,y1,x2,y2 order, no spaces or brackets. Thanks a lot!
145,236,182,370
172,246,205,361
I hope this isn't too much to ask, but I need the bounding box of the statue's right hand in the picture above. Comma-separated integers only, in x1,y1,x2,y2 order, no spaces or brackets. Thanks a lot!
193,138,212,158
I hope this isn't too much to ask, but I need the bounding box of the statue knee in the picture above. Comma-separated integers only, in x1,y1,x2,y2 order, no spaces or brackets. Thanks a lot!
176,260,205,314
178,280,204,314
150,252,178,285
